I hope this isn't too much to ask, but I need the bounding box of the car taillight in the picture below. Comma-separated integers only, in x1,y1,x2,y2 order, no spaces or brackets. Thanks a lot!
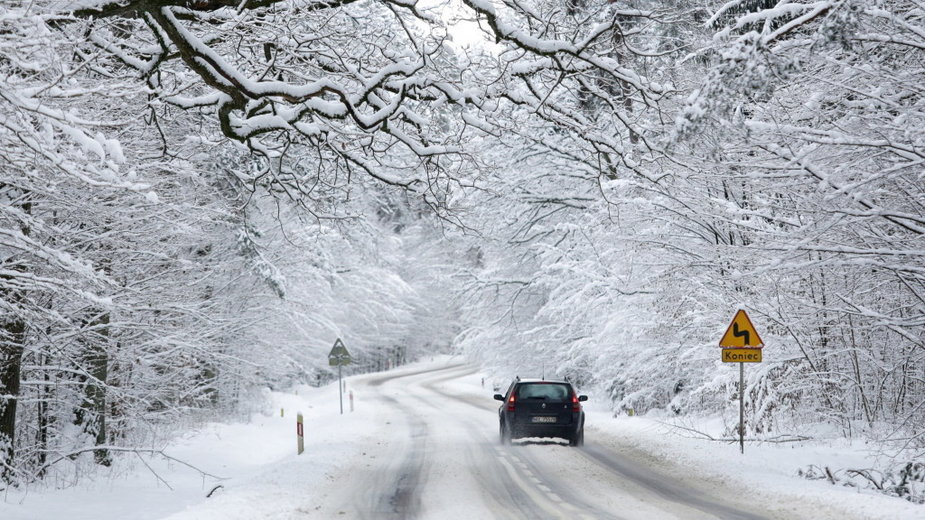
507,394,516,412
571,394,581,412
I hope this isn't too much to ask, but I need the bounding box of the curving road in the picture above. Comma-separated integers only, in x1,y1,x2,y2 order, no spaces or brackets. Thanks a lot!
313,362,780,520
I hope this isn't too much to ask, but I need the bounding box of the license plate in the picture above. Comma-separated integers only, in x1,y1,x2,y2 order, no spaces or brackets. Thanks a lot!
531,416,556,423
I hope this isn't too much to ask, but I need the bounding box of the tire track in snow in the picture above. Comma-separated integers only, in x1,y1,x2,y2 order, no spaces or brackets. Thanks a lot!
577,444,767,520
351,362,472,519
363,395,428,520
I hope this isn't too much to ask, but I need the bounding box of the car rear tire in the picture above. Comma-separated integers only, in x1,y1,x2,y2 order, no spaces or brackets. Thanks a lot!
500,423,512,445
569,427,584,447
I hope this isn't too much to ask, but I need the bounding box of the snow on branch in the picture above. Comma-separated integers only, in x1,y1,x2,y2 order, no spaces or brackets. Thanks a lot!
61,0,478,196
68,0,359,19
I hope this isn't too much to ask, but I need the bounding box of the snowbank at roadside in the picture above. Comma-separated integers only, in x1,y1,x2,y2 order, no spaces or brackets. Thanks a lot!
0,359,403,520
585,411,924,520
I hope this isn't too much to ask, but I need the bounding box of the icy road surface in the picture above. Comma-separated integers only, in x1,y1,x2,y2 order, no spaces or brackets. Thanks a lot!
316,362,769,520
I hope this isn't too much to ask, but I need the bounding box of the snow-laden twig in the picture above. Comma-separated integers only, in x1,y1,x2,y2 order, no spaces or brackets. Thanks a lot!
33,446,227,484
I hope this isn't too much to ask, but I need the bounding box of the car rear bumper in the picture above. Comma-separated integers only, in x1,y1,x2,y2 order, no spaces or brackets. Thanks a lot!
509,421,580,440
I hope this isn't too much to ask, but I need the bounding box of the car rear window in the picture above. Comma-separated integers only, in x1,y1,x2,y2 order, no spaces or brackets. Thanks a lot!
517,383,570,400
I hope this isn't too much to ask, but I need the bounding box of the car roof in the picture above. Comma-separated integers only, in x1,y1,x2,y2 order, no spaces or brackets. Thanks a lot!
516,378,571,384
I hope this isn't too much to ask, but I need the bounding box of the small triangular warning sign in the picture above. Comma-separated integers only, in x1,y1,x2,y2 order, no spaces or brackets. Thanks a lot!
328,338,352,366
719,310,764,348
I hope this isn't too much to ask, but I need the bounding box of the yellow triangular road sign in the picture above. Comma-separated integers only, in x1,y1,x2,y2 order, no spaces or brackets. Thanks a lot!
719,310,764,348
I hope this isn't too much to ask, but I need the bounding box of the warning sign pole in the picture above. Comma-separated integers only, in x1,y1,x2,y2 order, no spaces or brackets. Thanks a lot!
719,309,765,455
738,363,744,454
338,364,343,415
328,338,352,415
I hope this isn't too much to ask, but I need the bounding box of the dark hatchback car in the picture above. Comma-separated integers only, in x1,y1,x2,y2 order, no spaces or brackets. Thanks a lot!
494,378,587,446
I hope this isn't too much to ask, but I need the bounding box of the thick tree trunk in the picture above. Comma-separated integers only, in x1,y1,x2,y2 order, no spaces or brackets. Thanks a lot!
87,312,110,466
36,350,48,475
0,319,25,484
75,311,111,467
1,194,29,484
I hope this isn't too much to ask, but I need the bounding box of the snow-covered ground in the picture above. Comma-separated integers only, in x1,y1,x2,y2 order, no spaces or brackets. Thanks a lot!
1,356,921,519
586,412,922,520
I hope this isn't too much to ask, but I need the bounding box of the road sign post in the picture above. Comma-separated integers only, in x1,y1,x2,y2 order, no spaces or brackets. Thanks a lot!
739,362,744,455
719,309,765,454
328,338,352,415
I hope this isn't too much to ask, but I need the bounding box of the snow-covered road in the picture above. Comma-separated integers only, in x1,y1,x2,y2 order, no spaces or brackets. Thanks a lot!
280,362,773,520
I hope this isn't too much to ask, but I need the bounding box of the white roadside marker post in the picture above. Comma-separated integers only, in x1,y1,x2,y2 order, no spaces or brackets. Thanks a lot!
297,412,304,455
349,390,354,412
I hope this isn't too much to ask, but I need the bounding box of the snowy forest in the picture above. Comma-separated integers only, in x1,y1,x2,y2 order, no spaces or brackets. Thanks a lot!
1,0,923,495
